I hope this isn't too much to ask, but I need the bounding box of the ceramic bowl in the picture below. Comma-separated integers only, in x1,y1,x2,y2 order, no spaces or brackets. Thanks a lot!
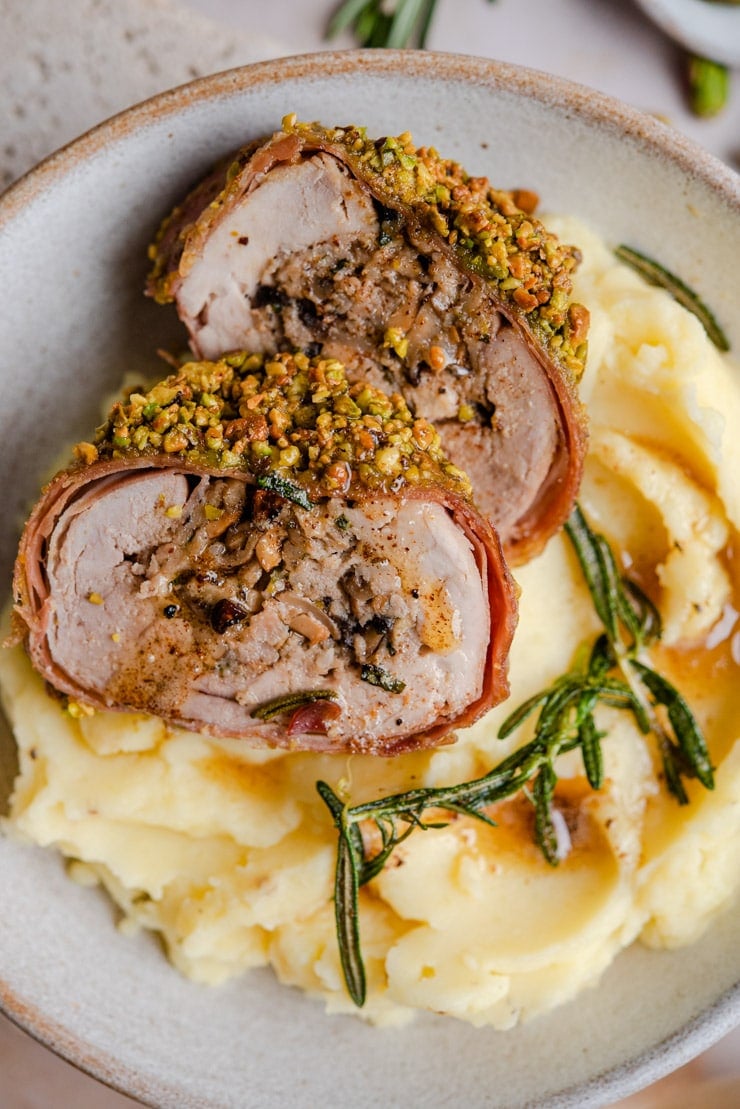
1,51,739,1109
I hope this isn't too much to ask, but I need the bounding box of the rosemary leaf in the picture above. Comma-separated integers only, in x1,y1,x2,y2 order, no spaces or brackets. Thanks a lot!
566,509,663,658
256,472,313,510
621,578,662,647
316,781,366,1006
660,743,691,806
531,684,579,746
347,745,533,829
630,661,715,790
579,714,604,790
533,762,559,865
565,505,619,639
335,831,366,1006
251,689,338,721
497,688,552,739
588,633,614,676
359,817,417,883
615,245,730,352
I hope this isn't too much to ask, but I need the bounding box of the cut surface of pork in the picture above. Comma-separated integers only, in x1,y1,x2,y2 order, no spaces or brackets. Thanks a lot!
13,352,517,755
148,119,589,563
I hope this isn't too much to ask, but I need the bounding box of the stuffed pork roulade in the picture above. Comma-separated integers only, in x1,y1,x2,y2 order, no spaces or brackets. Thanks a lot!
12,351,517,755
147,117,589,563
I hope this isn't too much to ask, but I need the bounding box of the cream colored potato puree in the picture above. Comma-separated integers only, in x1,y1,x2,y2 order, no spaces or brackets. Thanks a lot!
2,217,740,1029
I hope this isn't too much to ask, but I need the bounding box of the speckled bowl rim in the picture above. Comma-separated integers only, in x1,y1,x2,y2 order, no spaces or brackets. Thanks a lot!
1,49,738,223
0,48,738,1109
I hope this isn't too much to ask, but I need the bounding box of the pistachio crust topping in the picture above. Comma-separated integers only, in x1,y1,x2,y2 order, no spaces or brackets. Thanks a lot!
282,118,588,376
148,116,589,377
76,350,472,504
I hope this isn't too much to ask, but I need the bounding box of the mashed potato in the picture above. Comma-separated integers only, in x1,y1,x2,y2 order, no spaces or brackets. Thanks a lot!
2,217,739,1029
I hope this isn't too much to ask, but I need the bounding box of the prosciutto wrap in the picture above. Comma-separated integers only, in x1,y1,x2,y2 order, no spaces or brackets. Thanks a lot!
12,352,517,755
148,118,589,563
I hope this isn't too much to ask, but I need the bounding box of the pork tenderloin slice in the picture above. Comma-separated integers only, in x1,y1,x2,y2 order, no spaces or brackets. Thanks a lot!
148,120,588,563
16,469,495,754
179,153,379,360
44,470,191,692
13,350,517,755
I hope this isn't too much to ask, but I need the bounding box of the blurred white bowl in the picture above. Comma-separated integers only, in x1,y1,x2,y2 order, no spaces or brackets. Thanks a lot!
635,0,740,67
0,50,739,1109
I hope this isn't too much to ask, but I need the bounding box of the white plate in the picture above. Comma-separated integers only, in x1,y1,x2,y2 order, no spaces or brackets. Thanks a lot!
1,51,739,1109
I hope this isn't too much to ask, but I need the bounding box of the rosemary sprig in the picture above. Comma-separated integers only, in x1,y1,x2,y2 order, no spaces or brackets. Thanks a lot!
317,504,715,1006
327,0,497,50
251,689,338,721
565,505,714,803
614,245,730,352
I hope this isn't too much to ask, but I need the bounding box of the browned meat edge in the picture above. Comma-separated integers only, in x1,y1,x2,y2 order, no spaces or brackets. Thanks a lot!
11,455,517,755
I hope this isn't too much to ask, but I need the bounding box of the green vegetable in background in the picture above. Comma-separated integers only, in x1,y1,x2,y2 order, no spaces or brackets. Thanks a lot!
327,0,496,49
687,55,730,117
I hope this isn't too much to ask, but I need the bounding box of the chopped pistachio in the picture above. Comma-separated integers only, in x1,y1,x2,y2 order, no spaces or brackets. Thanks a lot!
375,446,402,475
163,428,189,453
85,350,472,505
279,445,301,467
252,688,338,721
383,326,409,360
